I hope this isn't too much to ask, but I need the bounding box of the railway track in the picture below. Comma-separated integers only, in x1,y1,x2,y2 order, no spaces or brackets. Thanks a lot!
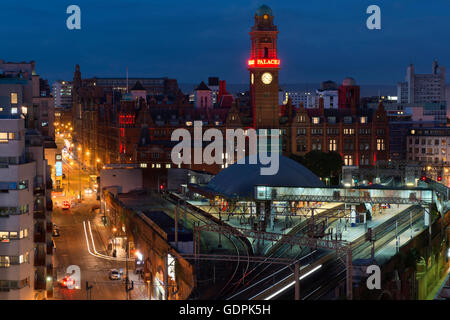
164,192,252,298
304,205,425,300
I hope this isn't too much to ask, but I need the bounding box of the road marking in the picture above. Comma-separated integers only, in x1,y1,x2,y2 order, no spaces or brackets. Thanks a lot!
83,220,134,262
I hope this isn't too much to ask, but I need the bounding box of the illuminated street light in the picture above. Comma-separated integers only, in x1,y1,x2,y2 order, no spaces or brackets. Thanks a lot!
135,251,143,261
86,151,90,156
96,158,100,163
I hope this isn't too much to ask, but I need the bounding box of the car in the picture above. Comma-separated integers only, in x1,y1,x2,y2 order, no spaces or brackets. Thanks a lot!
60,275,75,288
84,188,93,195
62,200,70,210
109,269,121,280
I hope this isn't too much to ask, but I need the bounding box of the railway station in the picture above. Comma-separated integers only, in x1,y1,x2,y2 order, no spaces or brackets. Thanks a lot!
161,155,450,299
180,155,447,252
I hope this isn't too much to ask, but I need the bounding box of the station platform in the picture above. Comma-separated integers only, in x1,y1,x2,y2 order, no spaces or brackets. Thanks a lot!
332,204,413,243
374,218,425,264
187,199,343,236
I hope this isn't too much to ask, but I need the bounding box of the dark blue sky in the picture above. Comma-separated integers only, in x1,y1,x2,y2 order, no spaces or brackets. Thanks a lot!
1,0,450,85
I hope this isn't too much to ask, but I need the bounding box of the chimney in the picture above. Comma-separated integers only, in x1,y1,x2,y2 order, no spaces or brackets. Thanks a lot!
319,97,324,115
218,80,228,102
350,96,357,115
287,98,293,120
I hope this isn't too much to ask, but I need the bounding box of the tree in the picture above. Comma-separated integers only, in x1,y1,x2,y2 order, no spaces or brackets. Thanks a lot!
290,151,343,184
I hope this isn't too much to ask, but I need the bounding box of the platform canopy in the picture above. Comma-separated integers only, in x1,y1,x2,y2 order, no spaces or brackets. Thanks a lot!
204,155,324,199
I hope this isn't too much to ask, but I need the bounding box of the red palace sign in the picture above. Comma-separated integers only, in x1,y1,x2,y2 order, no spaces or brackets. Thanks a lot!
247,59,281,67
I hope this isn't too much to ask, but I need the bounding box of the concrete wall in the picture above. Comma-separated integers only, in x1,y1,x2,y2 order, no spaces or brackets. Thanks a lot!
100,168,143,194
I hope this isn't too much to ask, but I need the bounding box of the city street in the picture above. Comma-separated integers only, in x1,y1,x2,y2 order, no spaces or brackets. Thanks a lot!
52,199,148,300
51,135,148,300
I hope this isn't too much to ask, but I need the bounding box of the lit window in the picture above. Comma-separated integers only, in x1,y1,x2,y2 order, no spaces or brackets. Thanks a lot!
344,155,353,166
329,139,337,151
11,107,18,114
165,164,171,169
312,117,320,124
10,93,18,104
140,163,147,168
377,139,385,151
0,232,9,242
360,116,367,124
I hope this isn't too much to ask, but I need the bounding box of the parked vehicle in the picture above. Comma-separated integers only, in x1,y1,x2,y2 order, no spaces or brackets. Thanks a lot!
109,269,121,280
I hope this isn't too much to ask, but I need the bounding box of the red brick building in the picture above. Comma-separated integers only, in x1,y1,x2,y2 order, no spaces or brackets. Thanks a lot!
71,5,390,188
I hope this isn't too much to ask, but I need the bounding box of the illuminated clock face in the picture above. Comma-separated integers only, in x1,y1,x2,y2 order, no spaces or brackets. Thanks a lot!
251,73,254,84
261,72,272,85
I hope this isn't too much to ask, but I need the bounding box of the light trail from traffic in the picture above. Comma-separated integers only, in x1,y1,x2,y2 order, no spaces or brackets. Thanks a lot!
82,220,134,262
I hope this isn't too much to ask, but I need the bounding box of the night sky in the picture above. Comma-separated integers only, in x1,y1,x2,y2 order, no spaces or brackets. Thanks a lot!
1,0,450,86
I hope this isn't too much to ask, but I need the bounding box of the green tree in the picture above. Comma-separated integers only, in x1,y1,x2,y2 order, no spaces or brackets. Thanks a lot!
290,151,343,184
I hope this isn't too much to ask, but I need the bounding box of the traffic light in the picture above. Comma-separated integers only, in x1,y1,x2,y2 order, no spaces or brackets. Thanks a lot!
421,176,426,181
437,176,442,182
160,184,164,190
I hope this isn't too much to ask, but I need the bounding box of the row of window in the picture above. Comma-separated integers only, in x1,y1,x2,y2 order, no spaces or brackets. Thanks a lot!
0,180,29,191
408,156,446,164
305,116,368,125
296,139,385,152
408,148,447,155
0,229,29,242
0,205,29,217
0,132,18,143
0,278,30,290
408,138,448,146
0,253,30,267
296,128,377,136
140,163,172,169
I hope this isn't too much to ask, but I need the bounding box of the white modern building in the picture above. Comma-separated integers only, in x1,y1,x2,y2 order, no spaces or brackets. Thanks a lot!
398,60,446,104
279,90,313,108
52,80,72,108
280,81,338,109
0,106,53,299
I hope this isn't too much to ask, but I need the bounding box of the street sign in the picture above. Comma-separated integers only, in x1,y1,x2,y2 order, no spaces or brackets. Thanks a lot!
56,161,62,177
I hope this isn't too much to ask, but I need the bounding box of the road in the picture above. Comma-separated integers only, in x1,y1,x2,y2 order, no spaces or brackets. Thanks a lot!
52,199,149,300
52,135,148,300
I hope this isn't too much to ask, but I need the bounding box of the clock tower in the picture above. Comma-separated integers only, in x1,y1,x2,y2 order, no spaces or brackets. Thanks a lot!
248,5,280,129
